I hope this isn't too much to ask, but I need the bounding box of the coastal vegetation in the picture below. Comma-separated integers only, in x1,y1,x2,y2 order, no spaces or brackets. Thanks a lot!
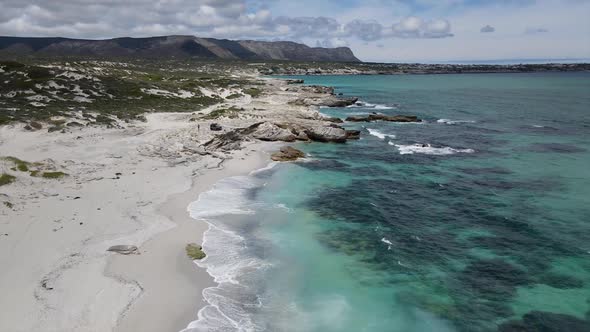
186,243,206,260
0,173,16,186
40,171,68,179
0,59,261,126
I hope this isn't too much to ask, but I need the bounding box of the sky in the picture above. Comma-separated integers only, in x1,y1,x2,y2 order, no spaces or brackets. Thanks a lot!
0,0,589,62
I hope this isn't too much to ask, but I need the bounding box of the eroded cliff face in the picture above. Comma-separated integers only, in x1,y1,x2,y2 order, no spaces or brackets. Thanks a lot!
0,36,361,62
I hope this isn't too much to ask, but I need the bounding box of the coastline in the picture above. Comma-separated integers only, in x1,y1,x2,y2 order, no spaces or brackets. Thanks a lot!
109,141,274,332
0,72,347,332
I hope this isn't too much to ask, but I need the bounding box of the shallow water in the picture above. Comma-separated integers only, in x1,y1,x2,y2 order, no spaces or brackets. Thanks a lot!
186,73,590,332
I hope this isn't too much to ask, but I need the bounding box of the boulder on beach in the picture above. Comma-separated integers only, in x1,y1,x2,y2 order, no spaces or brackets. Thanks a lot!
203,130,246,151
250,122,297,142
107,245,138,255
271,146,306,161
210,123,223,131
345,114,421,123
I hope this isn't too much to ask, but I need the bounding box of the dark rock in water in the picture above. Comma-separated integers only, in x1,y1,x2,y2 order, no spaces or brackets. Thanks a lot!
498,311,590,332
323,117,344,123
285,79,304,84
345,130,361,140
297,159,349,171
271,146,305,161
24,125,33,131
304,125,347,143
458,259,530,298
346,114,421,123
66,121,84,127
539,273,584,289
107,245,138,255
527,143,586,153
210,123,223,131
460,167,513,175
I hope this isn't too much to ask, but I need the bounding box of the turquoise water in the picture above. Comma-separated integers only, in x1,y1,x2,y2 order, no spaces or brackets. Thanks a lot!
187,73,590,332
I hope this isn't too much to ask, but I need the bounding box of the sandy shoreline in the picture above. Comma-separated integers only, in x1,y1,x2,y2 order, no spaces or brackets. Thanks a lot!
0,74,350,332
109,142,273,332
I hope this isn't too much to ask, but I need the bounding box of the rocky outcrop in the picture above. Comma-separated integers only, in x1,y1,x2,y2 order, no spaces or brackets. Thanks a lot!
304,125,348,143
322,96,359,107
203,130,247,151
271,146,306,161
249,122,297,142
323,117,344,123
346,114,422,123
292,96,358,108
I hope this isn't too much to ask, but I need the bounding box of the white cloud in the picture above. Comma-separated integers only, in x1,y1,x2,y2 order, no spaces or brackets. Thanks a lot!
390,17,453,38
0,0,454,44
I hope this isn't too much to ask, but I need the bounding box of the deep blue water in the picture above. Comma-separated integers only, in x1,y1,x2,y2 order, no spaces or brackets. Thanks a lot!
187,73,590,332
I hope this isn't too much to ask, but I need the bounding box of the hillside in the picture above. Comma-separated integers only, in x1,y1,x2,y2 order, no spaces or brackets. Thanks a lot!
0,36,361,62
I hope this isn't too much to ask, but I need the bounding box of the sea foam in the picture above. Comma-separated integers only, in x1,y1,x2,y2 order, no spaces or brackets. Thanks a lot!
347,100,397,110
183,169,276,332
391,142,475,155
367,128,396,140
437,119,476,125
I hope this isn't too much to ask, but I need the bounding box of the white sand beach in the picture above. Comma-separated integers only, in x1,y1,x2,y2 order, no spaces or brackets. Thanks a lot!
0,77,345,332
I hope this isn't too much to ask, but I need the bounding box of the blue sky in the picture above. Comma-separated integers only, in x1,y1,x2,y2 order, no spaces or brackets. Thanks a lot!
1,0,589,62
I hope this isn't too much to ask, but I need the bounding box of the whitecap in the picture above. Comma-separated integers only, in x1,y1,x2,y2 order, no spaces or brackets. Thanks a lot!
437,119,476,125
391,143,475,155
367,128,396,140
381,238,393,250
347,100,396,110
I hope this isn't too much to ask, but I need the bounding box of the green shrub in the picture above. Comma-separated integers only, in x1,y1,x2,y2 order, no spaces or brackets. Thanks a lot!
226,93,243,99
2,156,30,172
0,173,16,186
27,67,52,79
41,171,67,179
243,87,262,98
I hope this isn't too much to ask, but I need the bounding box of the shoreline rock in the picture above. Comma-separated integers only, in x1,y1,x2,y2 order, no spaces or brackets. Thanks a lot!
271,146,306,161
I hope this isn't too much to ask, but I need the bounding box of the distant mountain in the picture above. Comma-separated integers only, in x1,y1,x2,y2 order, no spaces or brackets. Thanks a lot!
0,35,361,62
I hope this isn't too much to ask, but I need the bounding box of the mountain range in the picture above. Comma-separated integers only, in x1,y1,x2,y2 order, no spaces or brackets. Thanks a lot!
0,35,360,62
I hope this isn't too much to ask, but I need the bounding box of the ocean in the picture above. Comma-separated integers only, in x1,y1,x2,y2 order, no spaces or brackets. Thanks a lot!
185,72,590,332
